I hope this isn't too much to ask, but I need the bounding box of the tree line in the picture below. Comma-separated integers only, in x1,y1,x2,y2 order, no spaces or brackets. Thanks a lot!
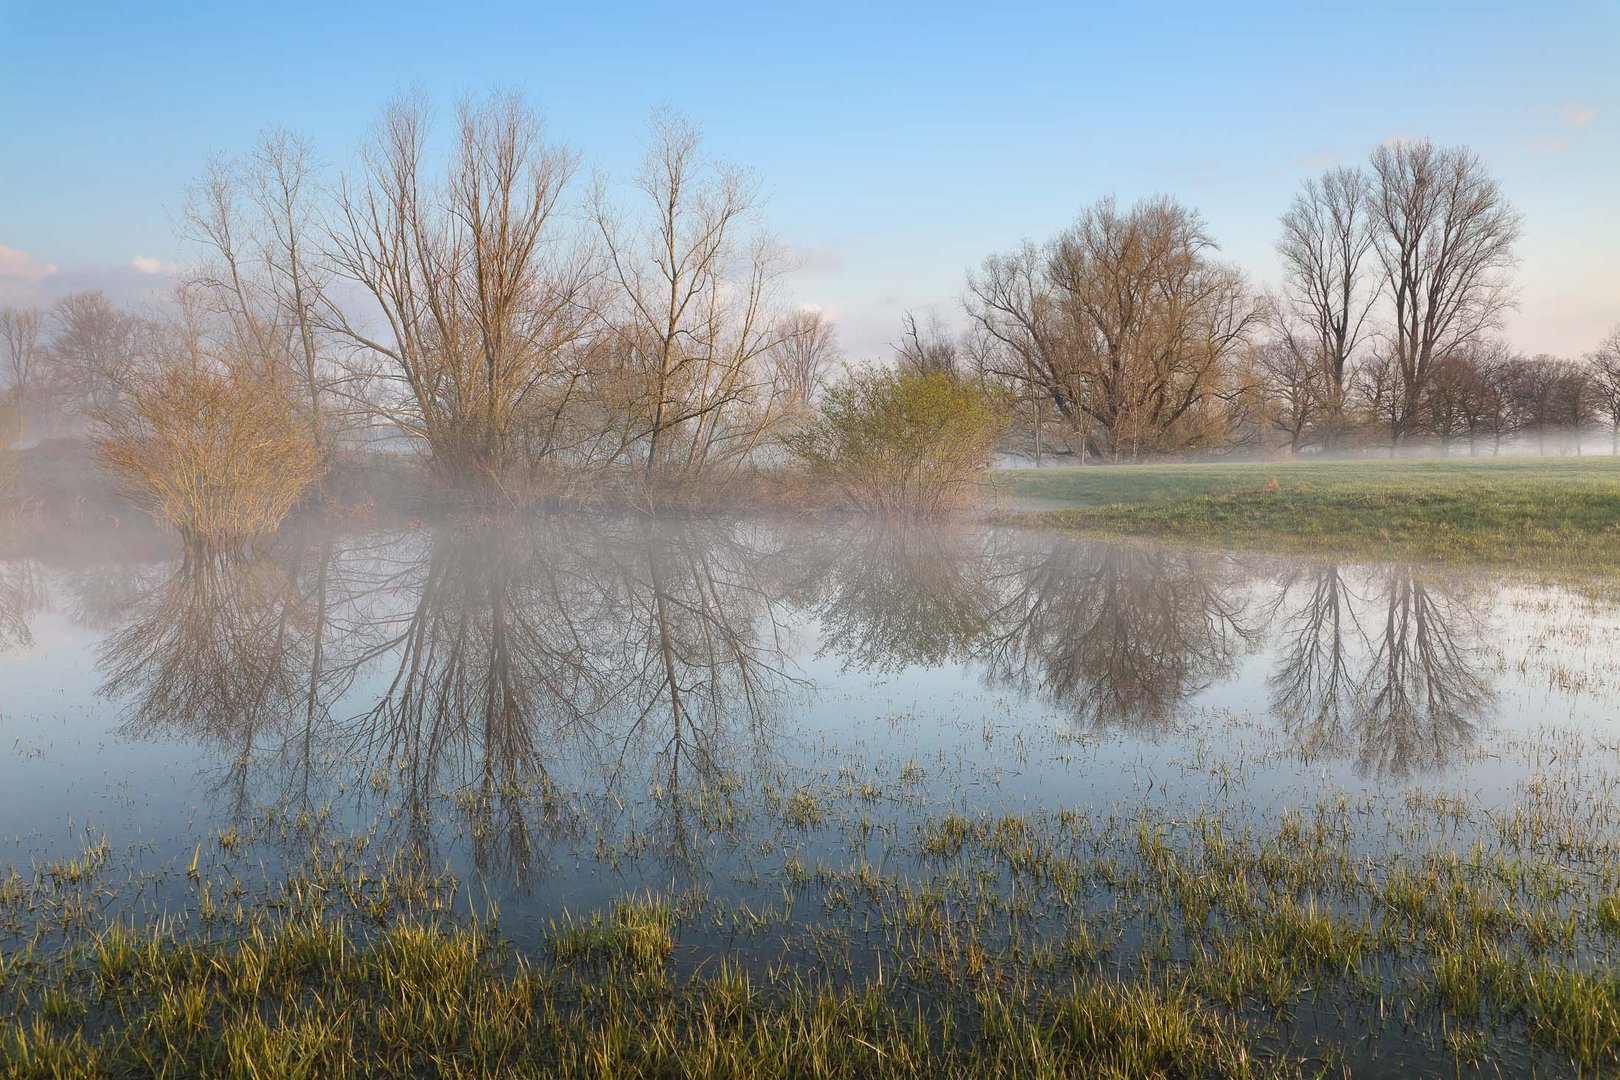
962,140,1619,460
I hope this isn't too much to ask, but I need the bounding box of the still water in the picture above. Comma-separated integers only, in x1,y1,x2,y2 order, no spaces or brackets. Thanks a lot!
2,515,1617,1069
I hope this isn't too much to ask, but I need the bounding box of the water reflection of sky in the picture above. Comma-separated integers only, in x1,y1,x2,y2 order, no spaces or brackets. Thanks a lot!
1,517,1618,922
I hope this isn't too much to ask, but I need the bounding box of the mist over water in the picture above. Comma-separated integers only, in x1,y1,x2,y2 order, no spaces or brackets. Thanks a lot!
1,517,1612,883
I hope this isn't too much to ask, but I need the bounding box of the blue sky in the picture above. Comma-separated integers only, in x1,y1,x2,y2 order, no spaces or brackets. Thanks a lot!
2,0,1616,356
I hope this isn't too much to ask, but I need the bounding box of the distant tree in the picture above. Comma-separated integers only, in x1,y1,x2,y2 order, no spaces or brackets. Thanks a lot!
893,310,960,379
1368,140,1520,444
48,291,143,417
1241,333,1325,453
1274,166,1379,446
769,308,840,411
0,306,44,397
1423,351,1480,453
1448,339,1516,455
1587,324,1620,453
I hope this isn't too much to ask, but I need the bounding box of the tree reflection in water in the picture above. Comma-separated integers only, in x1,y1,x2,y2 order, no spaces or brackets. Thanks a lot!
983,538,1256,733
786,523,1000,672
93,517,796,881
1265,562,1493,778
1357,567,1492,777
83,517,1504,888
98,551,316,819
0,557,46,650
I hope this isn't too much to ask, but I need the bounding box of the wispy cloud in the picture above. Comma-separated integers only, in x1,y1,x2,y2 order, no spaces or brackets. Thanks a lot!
1529,138,1569,155
1294,152,1339,169
1563,103,1596,129
786,243,843,274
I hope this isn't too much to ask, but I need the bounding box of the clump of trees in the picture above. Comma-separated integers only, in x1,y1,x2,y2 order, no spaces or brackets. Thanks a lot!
785,370,1002,515
95,368,325,552
954,138,1620,461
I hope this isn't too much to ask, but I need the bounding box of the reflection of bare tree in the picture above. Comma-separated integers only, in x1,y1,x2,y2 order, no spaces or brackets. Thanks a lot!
792,527,1253,734
0,557,47,650
607,518,794,867
1264,562,1491,777
99,553,314,817
785,523,1000,671
985,539,1254,733
327,522,617,881
1355,568,1491,778
309,517,793,879
1265,564,1363,753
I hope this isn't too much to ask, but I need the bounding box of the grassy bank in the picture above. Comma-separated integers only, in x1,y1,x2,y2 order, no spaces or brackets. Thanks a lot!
995,456,1620,573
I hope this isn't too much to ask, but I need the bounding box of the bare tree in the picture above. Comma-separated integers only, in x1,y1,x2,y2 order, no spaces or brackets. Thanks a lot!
0,306,44,396
250,130,336,448
1587,324,1620,453
327,92,593,494
893,310,960,378
1242,332,1325,453
968,196,1261,461
1369,140,1520,444
1274,166,1378,446
592,109,791,492
768,308,840,411
48,291,142,417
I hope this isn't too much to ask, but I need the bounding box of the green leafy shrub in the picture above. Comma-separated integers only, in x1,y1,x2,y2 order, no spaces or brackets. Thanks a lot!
786,370,1002,515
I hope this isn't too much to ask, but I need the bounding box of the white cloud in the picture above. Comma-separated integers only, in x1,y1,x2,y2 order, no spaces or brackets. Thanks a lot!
1563,104,1596,129
0,247,179,309
1529,138,1569,155
0,244,57,281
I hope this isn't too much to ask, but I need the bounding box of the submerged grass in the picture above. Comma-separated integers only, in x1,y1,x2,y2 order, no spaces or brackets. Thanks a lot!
5,759,1620,1075
996,456,1620,574
7,709,1620,1074
2,907,1280,1078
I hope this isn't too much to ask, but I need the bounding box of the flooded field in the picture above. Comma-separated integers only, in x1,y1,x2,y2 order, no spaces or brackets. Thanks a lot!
5,516,1620,1074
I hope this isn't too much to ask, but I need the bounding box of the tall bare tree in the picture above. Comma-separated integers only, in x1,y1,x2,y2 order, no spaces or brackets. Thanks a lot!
1368,140,1520,444
968,196,1261,460
592,109,790,492
327,93,594,492
249,130,335,448
1274,166,1378,445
